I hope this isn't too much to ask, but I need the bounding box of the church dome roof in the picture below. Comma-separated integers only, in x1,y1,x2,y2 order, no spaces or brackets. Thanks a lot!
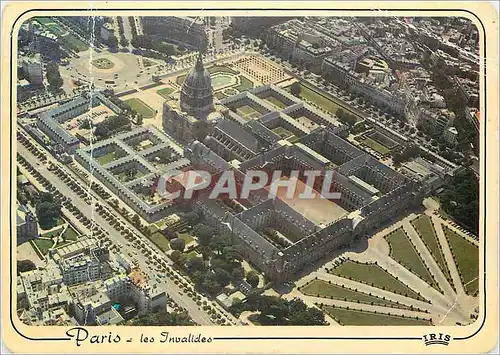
180,53,214,118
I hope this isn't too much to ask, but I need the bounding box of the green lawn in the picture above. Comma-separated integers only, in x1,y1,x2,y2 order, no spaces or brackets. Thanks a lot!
236,105,261,119
385,228,439,290
62,34,89,52
63,226,80,241
31,238,54,256
41,227,64,239
96,151,118,165
411,215,453,288
156,87,174,99
287,83,339,114
184,250,199,261
443,227,479,295
179,232,194,244
329,261,427,302
124,98,156,119
207,65,238,75
301,280,414,310
148,232,171,252
235,75,254,92
322,306,431,326
264,96,287,109
361,137,392,155
115,169,145,182
272,127,294,139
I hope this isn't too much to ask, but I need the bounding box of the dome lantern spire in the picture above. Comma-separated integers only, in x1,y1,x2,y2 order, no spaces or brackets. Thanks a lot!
195,52,204,72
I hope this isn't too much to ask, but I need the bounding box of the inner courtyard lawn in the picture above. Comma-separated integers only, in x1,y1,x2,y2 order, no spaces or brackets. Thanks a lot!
96,151,118,165
322,306,431,326
264,96,287,109
124,98,156,119
443,226,479,295
361,137,392,155
411,215,454,288
329,260,427,302
385,228,439,290
301,279,413,310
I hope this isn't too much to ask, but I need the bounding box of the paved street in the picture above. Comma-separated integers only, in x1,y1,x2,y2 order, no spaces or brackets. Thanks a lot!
17,141,219,325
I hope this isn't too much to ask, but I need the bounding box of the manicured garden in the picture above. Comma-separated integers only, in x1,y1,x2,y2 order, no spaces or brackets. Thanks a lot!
156,87,175,99
328,260,427,302
91,58,114,70
31,238,54,256
300,279,414,310
322,305,432,326
96,151,118,165
235,76,254,92
124,98,156,119
385,228,439,290
207,65,239,75
443,226,479,295
411,215,454,288
148,232,171,252
361,136,392,155
286,83,339,114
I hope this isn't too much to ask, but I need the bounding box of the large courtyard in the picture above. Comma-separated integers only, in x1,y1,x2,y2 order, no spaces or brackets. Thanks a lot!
265,176,348,226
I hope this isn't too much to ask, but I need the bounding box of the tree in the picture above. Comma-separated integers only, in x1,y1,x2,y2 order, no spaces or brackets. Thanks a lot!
17,259,37,274
290,82,301,97
136,115,144,126
120,37,129,47
209,234,232,255
199,271,222,295
170,250,186,265
214,268,232,287
46,61,63,90
132,214,141,226
230,264,245,282
170,237,186,252
162,227,178,240
186,256,205,272
107,35,119,50
35,193,61,229
192,223,214,246
80,118,91,129
246,270,259,288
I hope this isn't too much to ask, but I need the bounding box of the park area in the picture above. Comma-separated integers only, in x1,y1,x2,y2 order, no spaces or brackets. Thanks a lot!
35,17,88,52
124,98,156,119
411,215,454,289
443,226,479,295
328,260,428,302
322,306,431,326
300,279,413,310
385,228,439,290
92,58,115,70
